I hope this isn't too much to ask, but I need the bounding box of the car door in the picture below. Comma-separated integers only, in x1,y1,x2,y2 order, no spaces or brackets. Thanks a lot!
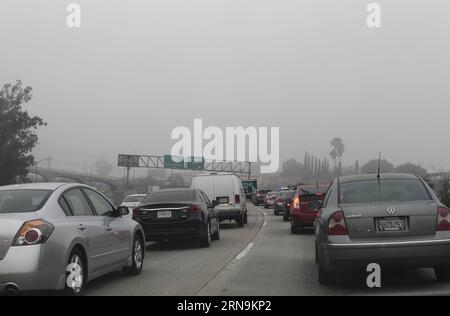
83,188,132,266
61,188,110,274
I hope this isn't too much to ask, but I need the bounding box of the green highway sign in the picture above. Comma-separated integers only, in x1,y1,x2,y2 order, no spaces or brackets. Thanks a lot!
163,155,205,171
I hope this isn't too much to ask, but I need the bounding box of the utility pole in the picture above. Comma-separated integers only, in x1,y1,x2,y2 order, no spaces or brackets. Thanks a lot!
126,167,131,189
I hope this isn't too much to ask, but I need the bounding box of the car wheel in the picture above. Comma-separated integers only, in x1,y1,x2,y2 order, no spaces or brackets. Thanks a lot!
290,221,298,235
244,212,248,224
211,222,220,241
283,213,289,222
200,222,212,247
318,263,335,286
435,267,450,282
315,243,319,264
236,215,244,228
264,204,268,209
63,248,85,296
123,234,145,276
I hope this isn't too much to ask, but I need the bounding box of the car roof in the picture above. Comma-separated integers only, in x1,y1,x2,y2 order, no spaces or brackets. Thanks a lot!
127,194,147,197
194,172,238,177
152,188,195,193
338,173,419,184
0,182,68,191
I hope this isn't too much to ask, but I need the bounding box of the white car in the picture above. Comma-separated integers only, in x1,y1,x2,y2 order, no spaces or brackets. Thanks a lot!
191,173,247,227
120,194,147,217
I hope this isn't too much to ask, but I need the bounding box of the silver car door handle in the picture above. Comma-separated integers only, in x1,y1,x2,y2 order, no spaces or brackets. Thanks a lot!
77,224,86,231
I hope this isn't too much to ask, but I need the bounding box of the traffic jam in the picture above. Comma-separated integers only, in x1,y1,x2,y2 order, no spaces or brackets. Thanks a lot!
1,171,450,295
1,0,450,302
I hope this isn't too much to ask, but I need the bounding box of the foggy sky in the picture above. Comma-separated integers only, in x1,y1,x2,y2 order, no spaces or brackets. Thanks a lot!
1,0,449,176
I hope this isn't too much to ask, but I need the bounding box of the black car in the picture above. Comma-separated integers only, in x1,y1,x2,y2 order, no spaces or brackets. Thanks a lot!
252,189,271,205
274,190,295,216
133,188,220,247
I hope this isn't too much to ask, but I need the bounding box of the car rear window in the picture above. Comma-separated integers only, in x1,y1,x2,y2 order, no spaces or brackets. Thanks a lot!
279,191,295,198
297,186,329,196
124,195,145,203
143,190,195,203
339,179,431,204
0,189,52,213
258,190,270,194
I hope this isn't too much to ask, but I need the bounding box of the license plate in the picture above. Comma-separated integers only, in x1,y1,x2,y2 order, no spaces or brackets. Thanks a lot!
157,211,172,219
217,197,229,204
377,217,407,232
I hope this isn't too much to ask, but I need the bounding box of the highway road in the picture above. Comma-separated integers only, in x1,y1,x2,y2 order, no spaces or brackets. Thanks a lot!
85,204,450,296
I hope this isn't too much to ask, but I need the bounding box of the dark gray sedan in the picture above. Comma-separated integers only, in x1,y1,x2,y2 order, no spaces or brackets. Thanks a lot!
315,173,450,285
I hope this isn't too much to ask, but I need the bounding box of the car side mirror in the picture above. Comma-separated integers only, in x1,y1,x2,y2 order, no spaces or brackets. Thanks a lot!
212,200,219,207
116,206,130,217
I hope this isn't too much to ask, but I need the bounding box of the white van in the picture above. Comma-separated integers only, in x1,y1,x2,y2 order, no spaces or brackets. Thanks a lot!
191,173,248,227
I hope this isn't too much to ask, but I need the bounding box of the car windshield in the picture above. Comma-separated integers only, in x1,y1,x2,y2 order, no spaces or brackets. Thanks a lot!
0,189,52,213
124,195,145,203
340,179,431,204
143,190,195,203
267,192,278,197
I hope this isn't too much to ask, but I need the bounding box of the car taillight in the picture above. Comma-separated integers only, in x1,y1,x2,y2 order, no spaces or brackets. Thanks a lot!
437,207,450,231
293,196,300,209
235,195,240,204
13,220,54,246
133,208,141,218
188,205,202,213
328,211,348,236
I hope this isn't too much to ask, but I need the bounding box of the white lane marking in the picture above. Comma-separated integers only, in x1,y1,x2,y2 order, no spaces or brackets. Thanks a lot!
235,243,254,260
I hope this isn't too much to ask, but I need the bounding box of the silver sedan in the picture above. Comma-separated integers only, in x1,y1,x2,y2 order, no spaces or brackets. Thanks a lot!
315,173,450,285
0,183,145,295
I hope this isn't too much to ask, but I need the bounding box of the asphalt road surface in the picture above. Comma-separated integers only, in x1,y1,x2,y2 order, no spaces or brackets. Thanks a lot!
85,204,450,296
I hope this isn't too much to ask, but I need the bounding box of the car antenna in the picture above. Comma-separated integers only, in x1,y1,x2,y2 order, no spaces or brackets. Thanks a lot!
377,152,381,179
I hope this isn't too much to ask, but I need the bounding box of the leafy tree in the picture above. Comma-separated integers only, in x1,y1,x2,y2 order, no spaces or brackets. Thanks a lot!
361,159,395,174
0,81,46,185
396,163,428,178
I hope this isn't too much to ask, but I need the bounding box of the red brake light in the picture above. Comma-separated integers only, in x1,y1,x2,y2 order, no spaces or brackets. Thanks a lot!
235,195,240,204
133,208,141,218
293,196,300,209
13,220,54,246
437,207,450,231
328,211,348,236
188,205,202,213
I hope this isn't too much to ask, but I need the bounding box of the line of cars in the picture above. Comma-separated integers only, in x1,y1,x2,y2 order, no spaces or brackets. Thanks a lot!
259,173,450,286
0,172,248,295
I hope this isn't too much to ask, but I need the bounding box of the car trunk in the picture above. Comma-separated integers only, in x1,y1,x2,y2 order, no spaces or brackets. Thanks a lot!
0,213,38,260
342,201,438,239
137,203,194,223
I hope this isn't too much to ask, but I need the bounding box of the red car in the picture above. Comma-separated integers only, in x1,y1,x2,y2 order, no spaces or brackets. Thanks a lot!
290,184,329,234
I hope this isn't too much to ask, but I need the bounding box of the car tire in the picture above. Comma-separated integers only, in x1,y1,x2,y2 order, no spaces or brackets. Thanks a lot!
236,216,244,228
283,213,289,222
290,222,298,235
315,243,319,265
200,222,212,247
435,267,450,282
123,234,145,276
211,222,220,241
318,263,335,286
63,248,86,296
244,212,248,224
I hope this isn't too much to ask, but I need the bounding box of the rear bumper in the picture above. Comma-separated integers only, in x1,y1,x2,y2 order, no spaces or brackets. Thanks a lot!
217,208,243,221
0,244,66,292
139,219,205,241
320,239,450,270
292,210,317,227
